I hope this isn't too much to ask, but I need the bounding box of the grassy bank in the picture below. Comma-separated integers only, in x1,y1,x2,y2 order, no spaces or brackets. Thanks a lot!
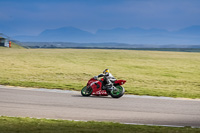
0,49,199,98
0,116,199,133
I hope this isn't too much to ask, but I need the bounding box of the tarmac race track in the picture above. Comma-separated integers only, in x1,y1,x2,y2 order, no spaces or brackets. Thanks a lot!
0,85,200,128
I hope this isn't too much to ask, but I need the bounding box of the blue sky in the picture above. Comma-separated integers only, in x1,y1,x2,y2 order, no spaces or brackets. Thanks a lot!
0,0,200,36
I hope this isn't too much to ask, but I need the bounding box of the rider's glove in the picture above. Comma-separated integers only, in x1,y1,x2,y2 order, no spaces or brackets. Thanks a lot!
94,76,98,80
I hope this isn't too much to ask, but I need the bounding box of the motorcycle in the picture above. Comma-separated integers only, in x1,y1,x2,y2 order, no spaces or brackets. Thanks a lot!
81,77,126,98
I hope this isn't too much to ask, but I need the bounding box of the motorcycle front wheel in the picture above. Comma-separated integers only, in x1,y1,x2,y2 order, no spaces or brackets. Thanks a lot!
81,86,92,96
110,85,125,98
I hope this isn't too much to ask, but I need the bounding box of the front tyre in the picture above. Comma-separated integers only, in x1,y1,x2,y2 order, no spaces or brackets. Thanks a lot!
81,86,92,96
110,85,125,98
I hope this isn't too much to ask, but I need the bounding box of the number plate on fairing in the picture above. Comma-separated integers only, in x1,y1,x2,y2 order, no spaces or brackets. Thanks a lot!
92,90,108,96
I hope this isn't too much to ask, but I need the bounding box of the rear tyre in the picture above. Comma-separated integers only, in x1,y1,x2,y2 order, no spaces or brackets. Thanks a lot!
81,86,92,96
110,85,125,98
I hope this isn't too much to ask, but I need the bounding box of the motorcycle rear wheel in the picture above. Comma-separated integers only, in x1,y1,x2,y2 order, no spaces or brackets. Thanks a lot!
110,85,125,98
81,86,92,96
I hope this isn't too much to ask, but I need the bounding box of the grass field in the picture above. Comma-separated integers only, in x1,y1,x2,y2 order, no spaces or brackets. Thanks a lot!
0,48,200,98
0,116,199,133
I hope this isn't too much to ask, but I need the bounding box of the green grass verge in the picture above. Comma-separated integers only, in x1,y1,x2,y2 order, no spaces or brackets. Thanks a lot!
10,42,25,49
0,49,200,98
0,116,199,133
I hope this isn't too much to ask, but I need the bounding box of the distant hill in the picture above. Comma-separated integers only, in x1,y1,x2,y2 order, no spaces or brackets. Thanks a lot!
38,27,94,42
13,26,200,45
176,25,200,35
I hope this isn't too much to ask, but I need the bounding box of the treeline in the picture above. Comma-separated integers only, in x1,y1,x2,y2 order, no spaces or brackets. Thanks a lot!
18,42,200,52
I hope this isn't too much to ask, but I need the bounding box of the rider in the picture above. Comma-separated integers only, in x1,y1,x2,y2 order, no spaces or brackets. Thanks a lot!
94,69,116,89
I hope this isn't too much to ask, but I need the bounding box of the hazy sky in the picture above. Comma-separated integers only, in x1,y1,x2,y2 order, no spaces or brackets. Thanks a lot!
0,0,200,36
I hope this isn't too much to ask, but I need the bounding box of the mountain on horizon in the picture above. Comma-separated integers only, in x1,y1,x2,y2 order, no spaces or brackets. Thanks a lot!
12,26,200,45
39,27,94,41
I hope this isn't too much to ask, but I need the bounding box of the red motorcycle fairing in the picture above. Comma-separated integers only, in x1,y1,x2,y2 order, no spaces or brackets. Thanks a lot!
87,78,108,96
114,80,126,86
87,78,127,96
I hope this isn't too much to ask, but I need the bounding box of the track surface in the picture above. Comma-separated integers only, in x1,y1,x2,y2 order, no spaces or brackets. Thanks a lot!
0,85,200,127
